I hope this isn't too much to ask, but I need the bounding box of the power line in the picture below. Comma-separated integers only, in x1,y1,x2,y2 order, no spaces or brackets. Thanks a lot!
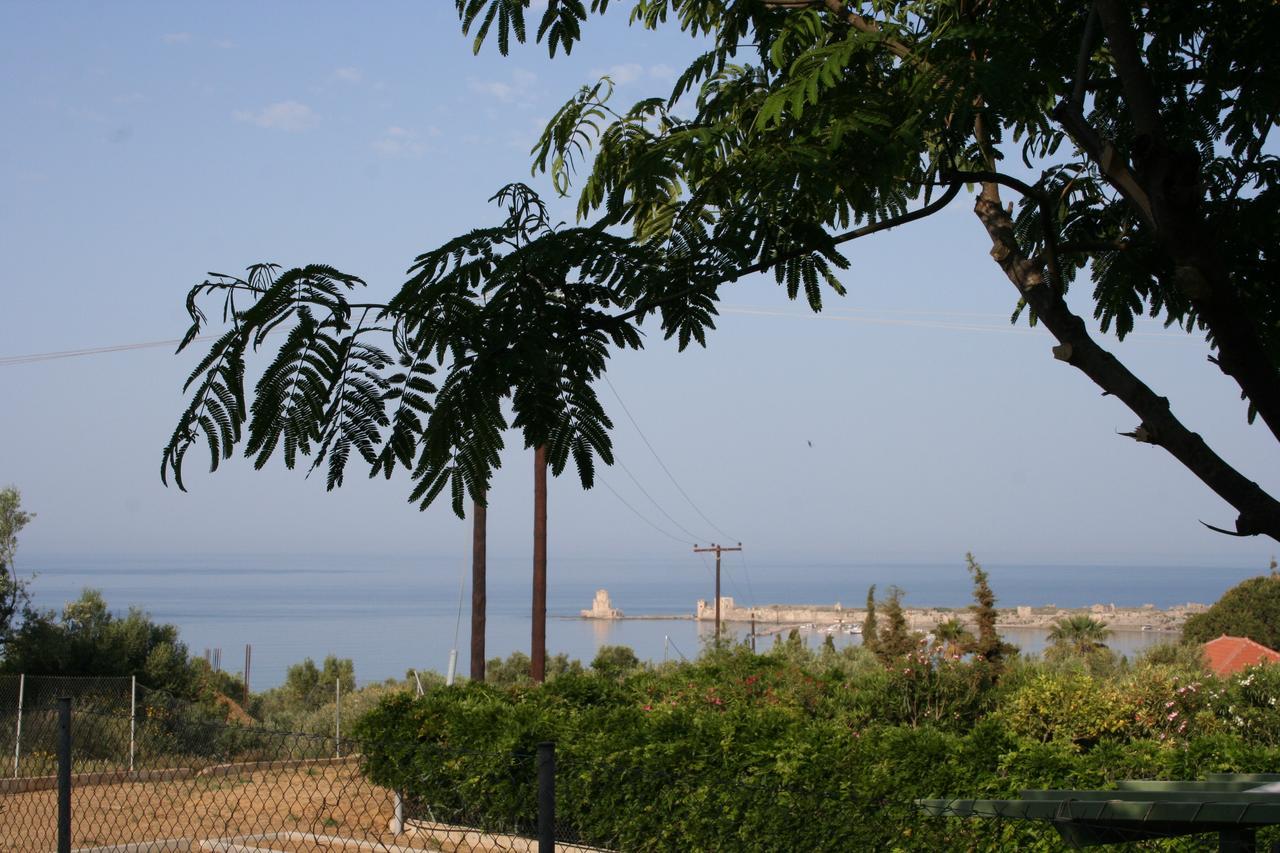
0,302,1196,369
696,548,745,608
612,455,714,543
735,548,758,610
602,374,737,542
597,476,697,546
0,335,209,367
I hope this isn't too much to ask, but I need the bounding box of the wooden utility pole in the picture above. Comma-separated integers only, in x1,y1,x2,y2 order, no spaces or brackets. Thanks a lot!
242,644,252,706
532,446,549,682
693,543,742,642
470,496,487,682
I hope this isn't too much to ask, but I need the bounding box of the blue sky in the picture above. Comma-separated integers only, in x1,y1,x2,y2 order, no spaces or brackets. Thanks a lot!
2,1,1276,579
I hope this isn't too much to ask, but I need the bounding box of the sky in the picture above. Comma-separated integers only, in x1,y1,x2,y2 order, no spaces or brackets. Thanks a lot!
1,1,1277,585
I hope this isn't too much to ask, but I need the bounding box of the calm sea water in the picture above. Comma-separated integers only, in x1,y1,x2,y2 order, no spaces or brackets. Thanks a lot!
19,553,1260,689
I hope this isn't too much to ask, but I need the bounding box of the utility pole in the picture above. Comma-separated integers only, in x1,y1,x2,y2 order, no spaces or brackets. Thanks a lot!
532,446,548,682
241,645,252,701
693,543,742,643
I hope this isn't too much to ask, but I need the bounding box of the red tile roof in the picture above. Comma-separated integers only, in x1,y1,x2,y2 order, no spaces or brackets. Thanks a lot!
1202,635,1280,677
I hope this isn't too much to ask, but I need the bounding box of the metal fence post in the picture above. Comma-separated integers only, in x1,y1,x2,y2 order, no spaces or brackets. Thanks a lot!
57,696,71,853
537,741,555,853
335,679,342,759
390,791,405,834
12,673,23,778
129,675,136,772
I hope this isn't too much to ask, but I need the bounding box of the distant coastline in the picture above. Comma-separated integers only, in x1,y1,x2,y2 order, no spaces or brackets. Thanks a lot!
574,590,1200,633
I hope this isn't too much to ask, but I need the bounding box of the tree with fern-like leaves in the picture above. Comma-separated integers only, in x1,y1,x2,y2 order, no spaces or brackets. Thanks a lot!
161,184,715,681
163,0,1280,685
448,0,1280,542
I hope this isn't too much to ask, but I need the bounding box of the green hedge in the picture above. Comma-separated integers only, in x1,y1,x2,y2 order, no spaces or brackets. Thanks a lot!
353,646,1280,851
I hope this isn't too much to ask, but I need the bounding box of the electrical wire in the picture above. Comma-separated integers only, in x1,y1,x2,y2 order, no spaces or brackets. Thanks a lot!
597,476,697,546
696,549,746,610
612,455,714,544
0,303,1195,369
0,335,209,367
602,374,737,542
735,548,758,610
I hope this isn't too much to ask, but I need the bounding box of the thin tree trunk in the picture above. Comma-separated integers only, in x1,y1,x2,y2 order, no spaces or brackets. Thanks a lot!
532,446,548,682
470,496,487,682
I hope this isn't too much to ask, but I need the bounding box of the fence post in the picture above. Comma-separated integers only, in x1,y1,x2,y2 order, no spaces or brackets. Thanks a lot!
537,741,555,853
12,672,23,778
57,696,71,853
129,675,136,772
390,791,405,834
335,679,342,759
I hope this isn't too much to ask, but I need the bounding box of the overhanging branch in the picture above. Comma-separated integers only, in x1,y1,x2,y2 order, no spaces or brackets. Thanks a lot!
973,183,1280,541
597,181,964,328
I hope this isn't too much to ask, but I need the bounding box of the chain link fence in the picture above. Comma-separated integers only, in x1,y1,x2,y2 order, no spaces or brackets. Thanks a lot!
3,687,1067,852
0,675,135,779
3,695,570,852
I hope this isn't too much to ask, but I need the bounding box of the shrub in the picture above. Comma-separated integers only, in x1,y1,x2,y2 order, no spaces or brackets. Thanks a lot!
1183,575,1280,649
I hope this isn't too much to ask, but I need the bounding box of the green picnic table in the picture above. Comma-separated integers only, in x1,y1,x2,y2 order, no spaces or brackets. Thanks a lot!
917,774,1280,851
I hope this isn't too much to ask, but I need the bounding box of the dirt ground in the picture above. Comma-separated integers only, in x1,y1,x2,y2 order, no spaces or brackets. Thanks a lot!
0,760,444,852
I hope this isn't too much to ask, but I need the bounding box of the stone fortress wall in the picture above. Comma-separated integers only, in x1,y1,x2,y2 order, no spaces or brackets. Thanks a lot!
692,596,1207,630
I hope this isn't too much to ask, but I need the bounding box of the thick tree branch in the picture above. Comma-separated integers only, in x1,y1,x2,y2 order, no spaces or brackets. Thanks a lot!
1092,0,1280,447
1094,0,1163,141
783,0,920,66
973,183,1280,541
1051,101,1155,227
1070,5,1100,110
946,170,1064,291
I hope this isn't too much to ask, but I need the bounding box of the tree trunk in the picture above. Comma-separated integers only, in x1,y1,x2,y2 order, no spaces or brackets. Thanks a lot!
470,496,487,682
531,446,548,682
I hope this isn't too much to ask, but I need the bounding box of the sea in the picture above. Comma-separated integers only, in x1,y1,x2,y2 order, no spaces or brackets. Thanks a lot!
18,553,1264,690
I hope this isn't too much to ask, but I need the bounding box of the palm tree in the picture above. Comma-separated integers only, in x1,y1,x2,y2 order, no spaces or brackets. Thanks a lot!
932,618,974,658
1047,615,1112,658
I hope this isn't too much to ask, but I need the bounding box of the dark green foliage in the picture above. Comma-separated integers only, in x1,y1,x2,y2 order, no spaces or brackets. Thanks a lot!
1045,615,1114,673
354,641,1280,850
590,644,642,680
452,0,1280,539
876,584,918,661
474,0,1280,367
965,552,1016,665
861,583,878,656
164,186,696,518
1183,575,1280,650
1,589,204,699
0,486,33,648
278,655,355,707
484,649,584,686
932,617,974,658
